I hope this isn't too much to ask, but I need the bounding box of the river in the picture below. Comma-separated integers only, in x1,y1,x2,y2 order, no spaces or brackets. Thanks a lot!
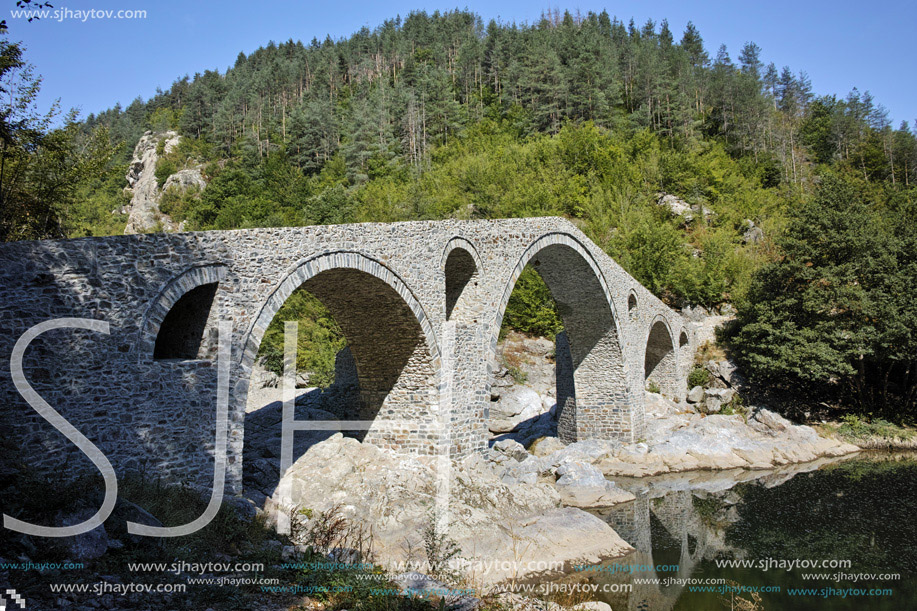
556,452,916,610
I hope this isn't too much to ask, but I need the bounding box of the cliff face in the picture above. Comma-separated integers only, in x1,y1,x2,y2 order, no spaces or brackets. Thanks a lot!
122,131,205,234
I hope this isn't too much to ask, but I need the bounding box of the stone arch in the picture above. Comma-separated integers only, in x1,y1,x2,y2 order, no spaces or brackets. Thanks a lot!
441,237,484,322
240,251,441,454
645,316,679,398
493,233,633,443
138,263,227,361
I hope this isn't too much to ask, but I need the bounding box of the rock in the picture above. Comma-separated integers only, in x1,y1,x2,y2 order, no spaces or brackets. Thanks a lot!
492,439,529,462
743,219,764,245
682,305,712,323
271,433,627,587
554,462,635,508
162,168,206,193
529,436,566,457
716,359,746,388
691,203,715,220
223,495,259,520
657,193,694,220
687,385,705,404
493,388,542,419
488,388,544,433
704,388,736,413
106,498,163,546
123,131,183,234
750,408,792,433
573,603,613,611
251,364,280,389
57,509,109,561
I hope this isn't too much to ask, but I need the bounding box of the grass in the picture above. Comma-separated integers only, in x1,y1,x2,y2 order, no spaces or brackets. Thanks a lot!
719,394,749,421
827,414,917,447
0,458,443,611
694,340,726,365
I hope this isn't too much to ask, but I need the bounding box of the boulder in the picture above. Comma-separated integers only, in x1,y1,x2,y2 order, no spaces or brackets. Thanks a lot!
57,509,109,561
106,498,164,547
657,193,694,220
554,462,635,508
743,219,764,245
488,388,545,433
687,385,705,404
271,433,630,586
492,439,529,462
162,168,206,193
704,388,736,413
529,436,566,457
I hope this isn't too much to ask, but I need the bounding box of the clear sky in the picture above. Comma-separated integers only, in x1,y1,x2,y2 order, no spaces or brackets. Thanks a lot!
5,0,914,127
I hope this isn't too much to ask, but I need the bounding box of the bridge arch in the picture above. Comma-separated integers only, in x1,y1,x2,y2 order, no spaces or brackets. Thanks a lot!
240,251,441,454
644,316,679,398
138,263,227,361
492,232,632,443
441,237,484,323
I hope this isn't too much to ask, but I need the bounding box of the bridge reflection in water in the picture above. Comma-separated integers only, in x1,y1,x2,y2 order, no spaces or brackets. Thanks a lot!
546,456,856,611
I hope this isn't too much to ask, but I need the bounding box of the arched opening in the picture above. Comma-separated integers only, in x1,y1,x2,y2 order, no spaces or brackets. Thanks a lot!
153,282,218,360
679,331,689,348
444,247,478,321
645,320,678,397
241,254,440,504
628,292,638,314
491,236,629,446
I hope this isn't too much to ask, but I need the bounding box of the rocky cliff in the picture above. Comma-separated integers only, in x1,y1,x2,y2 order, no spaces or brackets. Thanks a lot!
122,131,205,234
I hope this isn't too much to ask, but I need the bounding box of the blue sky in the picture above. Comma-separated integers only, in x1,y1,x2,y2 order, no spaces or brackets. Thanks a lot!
5,0,914,127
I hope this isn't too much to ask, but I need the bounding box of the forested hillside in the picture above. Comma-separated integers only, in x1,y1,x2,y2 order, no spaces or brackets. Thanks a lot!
1,9,914,415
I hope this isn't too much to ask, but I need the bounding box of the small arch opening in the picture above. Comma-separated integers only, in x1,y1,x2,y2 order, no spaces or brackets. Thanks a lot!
153,282,218,360
645,320,676,396
628,292,638,314
680,331,689,348
444,247,478,321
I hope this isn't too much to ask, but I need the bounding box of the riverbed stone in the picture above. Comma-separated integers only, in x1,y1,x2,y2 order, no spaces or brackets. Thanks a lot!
687,385,705,403
554,461,635,507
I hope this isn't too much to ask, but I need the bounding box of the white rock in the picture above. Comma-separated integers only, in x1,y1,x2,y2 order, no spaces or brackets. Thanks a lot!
529,436,566,457
493,439,529,462
704,387,736,412
554,461,635,507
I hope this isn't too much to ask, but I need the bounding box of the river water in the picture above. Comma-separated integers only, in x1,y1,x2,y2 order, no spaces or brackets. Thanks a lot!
566,452,916,611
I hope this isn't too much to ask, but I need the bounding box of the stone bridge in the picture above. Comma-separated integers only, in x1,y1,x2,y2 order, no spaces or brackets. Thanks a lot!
0,217,692,494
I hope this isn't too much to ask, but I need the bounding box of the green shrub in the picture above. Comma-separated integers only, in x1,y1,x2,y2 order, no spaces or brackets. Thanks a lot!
154,157,177,187
688,366,710,388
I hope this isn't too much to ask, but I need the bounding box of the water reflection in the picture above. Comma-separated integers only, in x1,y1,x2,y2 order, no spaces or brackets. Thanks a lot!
571,453,916,611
